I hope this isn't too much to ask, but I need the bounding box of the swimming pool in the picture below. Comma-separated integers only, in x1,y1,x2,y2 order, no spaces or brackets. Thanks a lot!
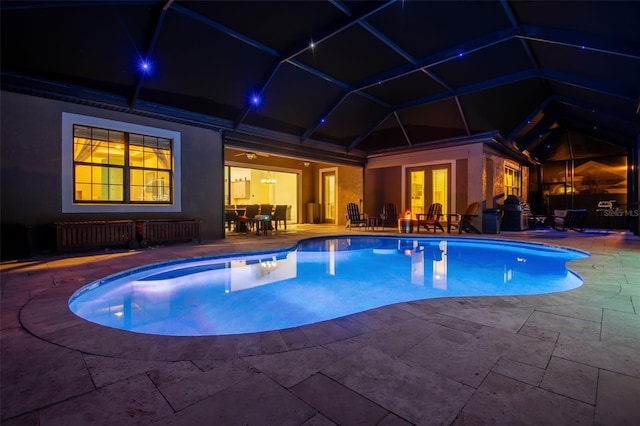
69,237,588,336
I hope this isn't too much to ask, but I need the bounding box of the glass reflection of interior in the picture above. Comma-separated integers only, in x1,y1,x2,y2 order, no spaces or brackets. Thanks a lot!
226,166,298,223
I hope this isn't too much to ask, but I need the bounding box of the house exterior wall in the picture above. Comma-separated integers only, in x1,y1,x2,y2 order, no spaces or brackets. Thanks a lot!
366,143,485,217
365,142,537,232
483,146,530,208
1,91,224,249
336,165,364,226
364,166,401,216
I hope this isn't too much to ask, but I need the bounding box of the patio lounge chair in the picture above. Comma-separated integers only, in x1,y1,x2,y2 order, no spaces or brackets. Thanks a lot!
450,202,481,234
380,203,399,229
553,209,588,231
416,203,444,233
346,202,367,230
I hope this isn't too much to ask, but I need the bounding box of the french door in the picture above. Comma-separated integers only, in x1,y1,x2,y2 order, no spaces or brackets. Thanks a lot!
407,164,451,216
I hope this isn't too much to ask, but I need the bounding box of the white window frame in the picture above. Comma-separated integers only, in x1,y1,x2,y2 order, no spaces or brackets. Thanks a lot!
62,112,181,213
505,164,520,197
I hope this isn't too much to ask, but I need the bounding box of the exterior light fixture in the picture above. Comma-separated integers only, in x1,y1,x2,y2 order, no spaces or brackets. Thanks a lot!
250,93,261,107
139,59,152,74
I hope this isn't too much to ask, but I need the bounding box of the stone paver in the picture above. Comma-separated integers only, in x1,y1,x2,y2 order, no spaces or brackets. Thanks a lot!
463,372,594,424
291,373,389,425
1,226,639,425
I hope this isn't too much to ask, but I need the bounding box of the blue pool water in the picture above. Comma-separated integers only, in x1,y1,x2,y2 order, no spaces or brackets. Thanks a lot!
69,237,588,336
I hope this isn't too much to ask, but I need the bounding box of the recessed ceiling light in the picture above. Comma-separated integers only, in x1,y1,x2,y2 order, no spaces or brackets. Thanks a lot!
139,59,152,74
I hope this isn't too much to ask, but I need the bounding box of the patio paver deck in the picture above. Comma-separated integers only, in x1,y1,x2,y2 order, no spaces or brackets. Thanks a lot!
2,225,639,425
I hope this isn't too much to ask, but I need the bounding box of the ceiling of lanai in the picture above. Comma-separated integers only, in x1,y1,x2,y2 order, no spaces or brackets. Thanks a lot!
2,1,639,165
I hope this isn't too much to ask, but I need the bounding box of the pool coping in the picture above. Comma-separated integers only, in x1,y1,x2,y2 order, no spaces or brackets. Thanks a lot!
19,235,606,361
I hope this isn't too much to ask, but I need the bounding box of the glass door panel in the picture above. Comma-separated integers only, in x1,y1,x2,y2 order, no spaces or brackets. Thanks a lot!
406,165,450,216
432,168,448,215
410,171,425,215
322,172,336,223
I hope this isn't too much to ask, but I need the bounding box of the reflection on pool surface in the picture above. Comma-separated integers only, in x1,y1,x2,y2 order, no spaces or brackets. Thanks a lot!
69,237,588,336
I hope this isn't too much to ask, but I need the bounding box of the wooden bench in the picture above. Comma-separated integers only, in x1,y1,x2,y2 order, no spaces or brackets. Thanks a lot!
136,219,201,247
53,220,137,252
553,209,588,232
52,219,201,251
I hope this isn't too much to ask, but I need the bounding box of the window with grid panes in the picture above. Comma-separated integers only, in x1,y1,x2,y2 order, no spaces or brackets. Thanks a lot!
505,166,520,197
73,125,173,204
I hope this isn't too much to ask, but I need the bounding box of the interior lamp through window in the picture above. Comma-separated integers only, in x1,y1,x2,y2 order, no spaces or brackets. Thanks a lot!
261,171,276,184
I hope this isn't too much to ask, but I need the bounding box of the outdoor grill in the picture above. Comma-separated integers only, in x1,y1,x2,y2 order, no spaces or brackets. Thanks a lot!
501,195,528,231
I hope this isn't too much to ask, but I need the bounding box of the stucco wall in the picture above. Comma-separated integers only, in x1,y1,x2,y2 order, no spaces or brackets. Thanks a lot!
1,91,224,247
483,147,529,208
367,143,486,216
364,166,401,216
336,165,364,226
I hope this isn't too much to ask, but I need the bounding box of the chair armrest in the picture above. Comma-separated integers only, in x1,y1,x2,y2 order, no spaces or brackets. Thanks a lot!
554,209,567,218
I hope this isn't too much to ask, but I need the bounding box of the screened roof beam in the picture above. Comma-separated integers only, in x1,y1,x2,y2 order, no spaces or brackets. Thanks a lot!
353,28,517,93
455,97,471,135
312,28,518,144
394,111,413,147
539,68,636,101
517,25,640,61
233,62,283,129
348,110,393,152
301,92,350,142
171,3,279,57
395,69,536,111
507,97,553,141
553,95,640,137
230,0,395,130
519,113,559,152
129,0,173,109
282,1,395,62
359,20,417,64
421,69,453,92
499,0,538,68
